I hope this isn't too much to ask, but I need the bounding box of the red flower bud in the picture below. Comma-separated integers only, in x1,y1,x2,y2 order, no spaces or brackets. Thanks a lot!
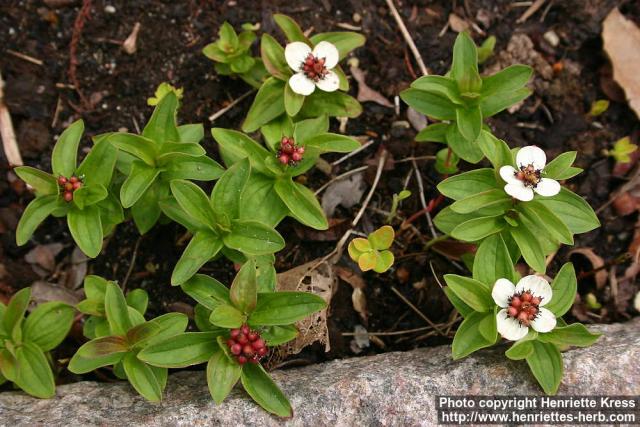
237,355,247,365
57,176,68,185
258,347,268,356
63,191,73,202
242,345,254,357
507,307,518,317
230,329,240,339
237,334,248,345
252,338,265,350
510,296,521,308
72,181,82,190
531,296,541,306
230,344,242,355
69,176,79,184
241,325,250,335
297,146,305,155
292,152,302,162
64,182,74,191
278,154,290,165
522,292,532,302
247,332,258,342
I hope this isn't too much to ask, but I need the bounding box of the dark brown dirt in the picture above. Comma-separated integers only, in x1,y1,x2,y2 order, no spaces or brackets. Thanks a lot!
1,0,639,381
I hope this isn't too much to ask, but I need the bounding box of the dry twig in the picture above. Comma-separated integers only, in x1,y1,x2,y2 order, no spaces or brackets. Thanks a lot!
384,0,428,76
208,90,254,122
0,73,22,166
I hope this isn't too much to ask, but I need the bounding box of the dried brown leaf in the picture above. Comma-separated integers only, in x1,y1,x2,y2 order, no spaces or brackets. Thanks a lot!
448,13,470,33
24,243,64,272
602,8,640,118
349,63,393,108
568,247,607,289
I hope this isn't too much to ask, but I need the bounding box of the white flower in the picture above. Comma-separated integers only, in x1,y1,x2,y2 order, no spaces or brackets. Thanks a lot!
499,146,561,202
284,41,340,96
492,275,557,341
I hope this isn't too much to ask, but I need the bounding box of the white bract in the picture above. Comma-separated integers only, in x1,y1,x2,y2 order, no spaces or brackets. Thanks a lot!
492,275,557,341
499,146,561,201
284,41,340,96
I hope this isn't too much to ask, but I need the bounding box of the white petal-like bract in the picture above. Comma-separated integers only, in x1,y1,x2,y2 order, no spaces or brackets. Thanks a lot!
288,72,315,95
315,70,340,92
285,42,312,71
534,178,561,197
516,146,546,170
499,165,520,185
516,275,553,306
312,41,339,69
496,309,529,341
530,307,557,333
504,183,534,201
492,278,516,308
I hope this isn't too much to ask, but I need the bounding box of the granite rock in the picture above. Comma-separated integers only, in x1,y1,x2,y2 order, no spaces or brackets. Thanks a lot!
0,319,638,426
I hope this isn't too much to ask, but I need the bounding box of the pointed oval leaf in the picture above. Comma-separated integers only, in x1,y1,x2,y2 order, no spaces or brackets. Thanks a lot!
14,166,57,195
274,179,328,230
137,332,221,368
16,195,61,246
23,302,74,351
207,348,242,404
52,119,84,177
15,342,55,398
249,292,326,326
123,352,163,402
241,362,292,417
67,205,103,258
171,232,223,286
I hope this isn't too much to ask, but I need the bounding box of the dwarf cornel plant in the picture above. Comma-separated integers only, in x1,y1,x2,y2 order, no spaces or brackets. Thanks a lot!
10,16,606,413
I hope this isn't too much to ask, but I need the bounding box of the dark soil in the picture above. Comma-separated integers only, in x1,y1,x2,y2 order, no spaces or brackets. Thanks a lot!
1,0,639,384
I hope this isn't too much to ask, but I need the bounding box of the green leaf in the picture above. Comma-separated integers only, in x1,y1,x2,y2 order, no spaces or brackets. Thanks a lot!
77,138,118,187
209,304,245,328
437,168,498,200
415,123,448,143
410,75,463,104
310,32,365,59
526,341,563,395
509,224,546,273
105,282,132,335
142,92,180,146
299,90,362,118
14,166,57,195
505,339,534,360
538,323,600,347
211,128,271,175
73,184,108,210
451,215,505,242
477,36,495,64
123,353,163,402
0,349,17,382
481,87,532,118
260,325,299,346
177,124,204,144
211,158,250,219
451,311,496,359
126,289,148,315
224,220,285,256
443,286,474,318
536,188,600,234
521,201,573,245
273,14,308,43
399,89,457,120
131,181,163,234
239,174,288,227
449,189,510,214
450,32,481,93
249,292,326,326
23,302,74,351
446,121,484,163
284,82,305,116
543,151,577,180
546,263,576,317
303,133,360,153
241,362,292,417
473,234,517,284
242,77,286,133
181,274,231,310
274,179,328,230
139,313,190,347
67,205,103,258
261,34,290,80
443,274,493,312
433,206,479,235
219,22,239,50
207,348,242,404
161,155,224,182
108,133,157,166
481,65,532,97
157,142,205,158
368,225,394,250
478,308,498,342
171,231,223,286
477,130,513,170
4,287,30,337
159,196,203,232
52,119,84,177
435,147,459,174
84,275,108,300
229,260,257,313
455,107,482,142
14,342,55,398
16,195,60,246
68,336,129,373
120,161,160,208
170,180,217,228
137,332,220,368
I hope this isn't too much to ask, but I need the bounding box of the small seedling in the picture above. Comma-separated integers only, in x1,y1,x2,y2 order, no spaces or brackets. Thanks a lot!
605,136,637,163
588,99,610,117
477,35,496,64
386,190,411,223
348,225,395,273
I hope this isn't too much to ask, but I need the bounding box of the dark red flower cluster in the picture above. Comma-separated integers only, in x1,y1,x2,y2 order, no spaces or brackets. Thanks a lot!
507,291,541,326
277,137,305,166
58,175,83,202
302,53,328,81
226,324,268,365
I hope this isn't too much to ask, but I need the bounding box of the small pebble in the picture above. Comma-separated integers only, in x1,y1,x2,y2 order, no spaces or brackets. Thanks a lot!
353,12,361,23
104,5,116,14
543,30,560,47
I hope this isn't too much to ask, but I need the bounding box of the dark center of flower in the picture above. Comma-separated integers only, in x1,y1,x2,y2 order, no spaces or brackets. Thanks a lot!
226,324,268,365
301,53,328,81
57,175,83,203
506,290,542,326
514,164,541,188
276,137,305,166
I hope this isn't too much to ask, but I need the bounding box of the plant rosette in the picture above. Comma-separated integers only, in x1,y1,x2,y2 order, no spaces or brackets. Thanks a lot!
107,90,224,234
212,115,360,230
242,13,365,132
401,31,533,164
202,21,267,88
76,275,149,339
442,235,601,394
68,281,189,402
160,159,285,286
434,146,599,273
137,261,327,417
15,119,121,258
348,225,395,273
0,287,74,398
